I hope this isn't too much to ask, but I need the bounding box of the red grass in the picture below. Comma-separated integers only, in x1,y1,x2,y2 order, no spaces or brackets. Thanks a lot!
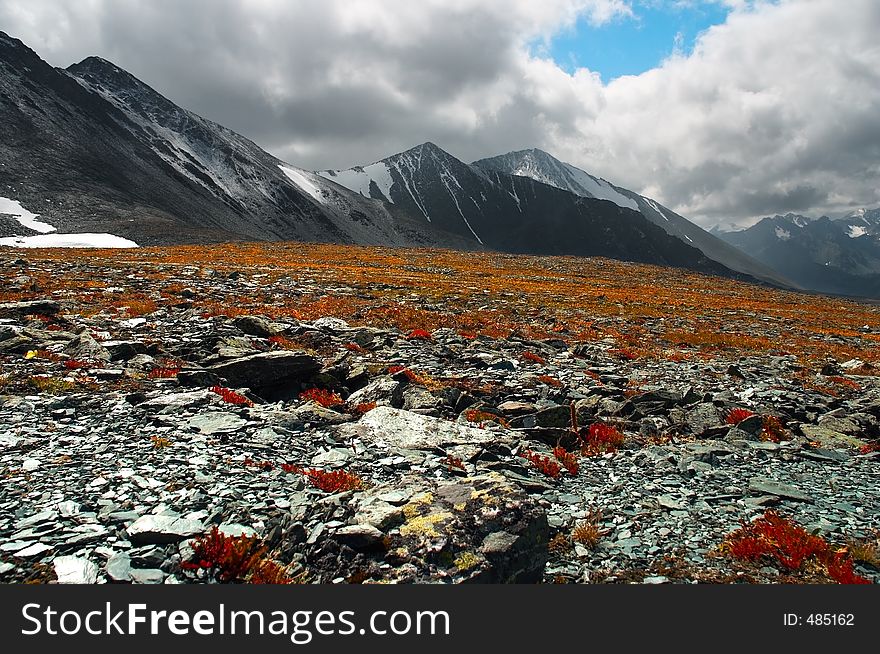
182,526,292,584
722,510,869,584
859,442,880,455
63,359,92,370
553,446,579,475
211,386,254,406
299,388,344,408
581,423,625,456
522,351,547,365
726,408,756,425
520,450,562,479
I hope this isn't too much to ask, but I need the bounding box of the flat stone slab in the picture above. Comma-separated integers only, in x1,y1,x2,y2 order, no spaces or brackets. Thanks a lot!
126,515,205,544
336,406,516,451
748,477,814,503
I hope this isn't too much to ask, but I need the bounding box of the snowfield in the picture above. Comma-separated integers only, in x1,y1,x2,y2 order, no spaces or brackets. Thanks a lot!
0,233,139,248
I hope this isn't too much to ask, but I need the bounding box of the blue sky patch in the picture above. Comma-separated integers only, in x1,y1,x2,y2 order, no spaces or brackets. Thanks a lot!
541,1,732,81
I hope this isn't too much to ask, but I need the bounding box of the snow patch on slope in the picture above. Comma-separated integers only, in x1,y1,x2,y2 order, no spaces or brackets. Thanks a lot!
644,198,671,222
848,225,867,238
0,197,56,233
775,227,791,241
561,164,639,211
320,163,395,203
0,233,138,248
279,166,328,205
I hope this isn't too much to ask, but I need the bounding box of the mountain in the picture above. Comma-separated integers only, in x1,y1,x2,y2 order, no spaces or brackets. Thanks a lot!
0,32,470,248
471,149,792,288
319,143,742,276
718,211,880,298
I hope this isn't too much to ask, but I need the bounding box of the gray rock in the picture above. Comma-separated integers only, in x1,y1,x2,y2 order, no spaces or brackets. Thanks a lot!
186,412,247,435
0,300,60,317
64,333,111,362
336,406,516,451
233,315,277,338
335,524,385,550
748,478,814,503
209,351,320,389
129,569,166,584
106,553,133,582
53,556,99,584
127,515,205,544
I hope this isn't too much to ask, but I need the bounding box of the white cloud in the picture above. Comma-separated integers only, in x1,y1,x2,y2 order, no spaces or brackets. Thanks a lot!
1,0,878,227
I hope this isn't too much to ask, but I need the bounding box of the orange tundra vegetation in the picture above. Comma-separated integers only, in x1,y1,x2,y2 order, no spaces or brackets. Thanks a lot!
6,242,880,368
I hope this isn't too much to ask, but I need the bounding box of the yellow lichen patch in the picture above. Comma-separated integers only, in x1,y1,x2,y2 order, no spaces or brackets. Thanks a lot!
453,551,482,572
399,512,452,538
402,492,434,519
453,502,467,511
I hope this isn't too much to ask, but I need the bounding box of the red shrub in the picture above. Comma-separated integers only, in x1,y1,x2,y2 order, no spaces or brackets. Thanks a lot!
212,386,254,406
444,455,465,471
243,458,274,471
343,342,368,354
537,375,563,388
520,450,562,479
722,510,869,584
463,409,509,428
182,526,292,584
350,401,377,416
553,446,579,476
406,329,433,341
299,388,344,408
63,359,91,370
726,408,756,425
760,415,788,442
859,442,880,455
300,468,364,493
148,366,180,379
581,423,625,456
522,351,547,365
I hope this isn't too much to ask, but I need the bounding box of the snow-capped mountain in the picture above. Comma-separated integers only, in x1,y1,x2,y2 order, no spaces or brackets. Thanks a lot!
320,143,740,275
472,149,790,288
0,32,469,248
719,211,880,298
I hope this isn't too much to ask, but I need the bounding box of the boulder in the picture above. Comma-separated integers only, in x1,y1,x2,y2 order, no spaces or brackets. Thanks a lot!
208,351,320,390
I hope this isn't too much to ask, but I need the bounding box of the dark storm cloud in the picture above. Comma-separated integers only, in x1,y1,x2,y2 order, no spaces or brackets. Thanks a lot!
1,0,879,226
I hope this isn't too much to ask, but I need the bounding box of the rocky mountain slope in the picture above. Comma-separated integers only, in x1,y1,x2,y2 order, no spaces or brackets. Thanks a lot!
473,149,792,288
1,244,878,585
320,143,740,276
0,32,471,249
719,210,880,298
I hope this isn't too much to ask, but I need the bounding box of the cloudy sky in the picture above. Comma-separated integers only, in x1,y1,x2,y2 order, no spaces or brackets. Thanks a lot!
1,0,879,228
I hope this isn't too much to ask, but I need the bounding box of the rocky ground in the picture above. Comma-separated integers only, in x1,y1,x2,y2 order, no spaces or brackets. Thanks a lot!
1,246,879,585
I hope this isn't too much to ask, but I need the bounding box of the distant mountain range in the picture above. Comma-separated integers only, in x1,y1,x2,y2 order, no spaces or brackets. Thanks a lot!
1,29,855,295
717,209,880,298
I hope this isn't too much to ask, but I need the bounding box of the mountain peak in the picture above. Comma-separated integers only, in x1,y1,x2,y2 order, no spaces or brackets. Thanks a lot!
67,56,142,89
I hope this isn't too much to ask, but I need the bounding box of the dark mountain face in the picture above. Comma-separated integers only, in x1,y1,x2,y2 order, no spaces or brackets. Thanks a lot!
0,32,471,248
472,149,793,288
719,211,880,298
320,144,741,276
